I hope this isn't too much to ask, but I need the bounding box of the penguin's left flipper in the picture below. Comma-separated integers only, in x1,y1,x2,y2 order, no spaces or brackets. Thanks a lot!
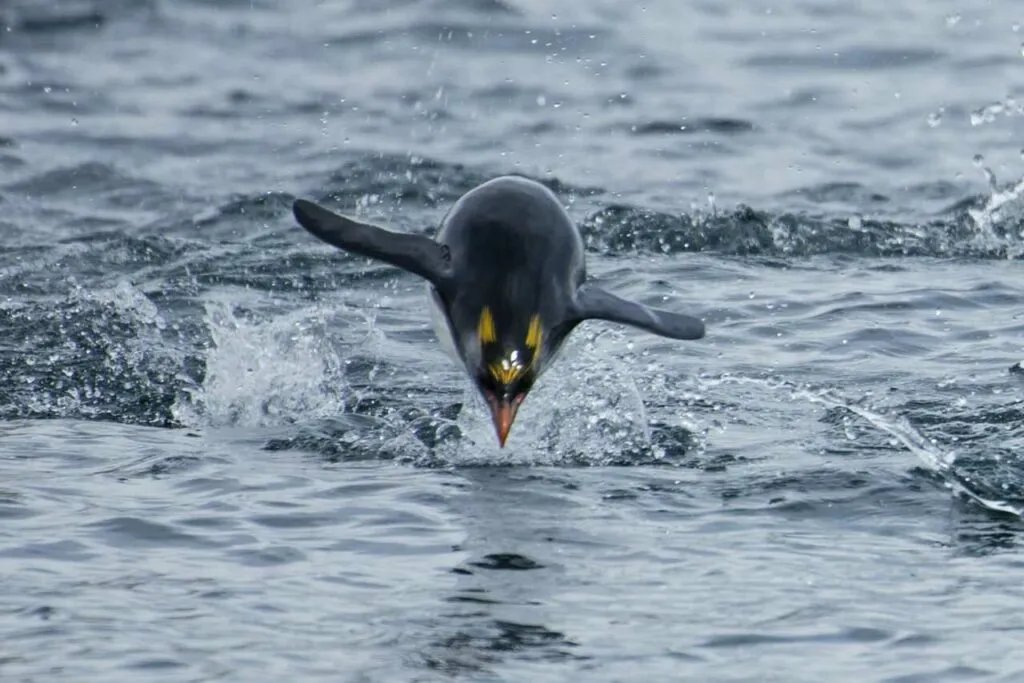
572,284,705,341
293,199,452,290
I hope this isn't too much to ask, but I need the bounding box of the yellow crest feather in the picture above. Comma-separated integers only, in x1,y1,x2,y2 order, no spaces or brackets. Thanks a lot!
478,307,497,344
525,314,542,351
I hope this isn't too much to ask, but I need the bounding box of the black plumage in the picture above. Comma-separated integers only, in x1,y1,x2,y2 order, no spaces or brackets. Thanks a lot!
292,175,705,447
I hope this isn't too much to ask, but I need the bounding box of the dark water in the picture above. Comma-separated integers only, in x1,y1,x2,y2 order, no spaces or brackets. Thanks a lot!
2,0,1024,680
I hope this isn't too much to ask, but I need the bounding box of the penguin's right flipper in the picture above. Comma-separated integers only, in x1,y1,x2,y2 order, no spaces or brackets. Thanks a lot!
293,199,452,289
572,284,706,340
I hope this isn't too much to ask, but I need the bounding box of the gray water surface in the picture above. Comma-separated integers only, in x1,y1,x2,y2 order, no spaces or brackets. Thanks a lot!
2,1,1024,681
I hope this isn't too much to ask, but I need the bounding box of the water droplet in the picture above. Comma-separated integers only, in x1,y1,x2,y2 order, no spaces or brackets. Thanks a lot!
970,101,1006,126
848,215,862,230
983,166,998,190
973,153,985,167
70,118,78,126
945,14,961,27
536,95,546,106
926,108,944,127
43,86,52,94
1014,22,1022,32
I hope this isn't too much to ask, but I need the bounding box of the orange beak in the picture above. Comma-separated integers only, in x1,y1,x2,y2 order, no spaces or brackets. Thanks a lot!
488,397,521,448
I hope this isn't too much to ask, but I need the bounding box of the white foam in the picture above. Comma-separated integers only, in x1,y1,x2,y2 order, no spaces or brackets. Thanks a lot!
172,299,354,429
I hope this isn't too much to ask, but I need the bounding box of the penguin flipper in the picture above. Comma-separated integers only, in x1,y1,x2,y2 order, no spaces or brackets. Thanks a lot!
293,199,452,289
572,284,705,340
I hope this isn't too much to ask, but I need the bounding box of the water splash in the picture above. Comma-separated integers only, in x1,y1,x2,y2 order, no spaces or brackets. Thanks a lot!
969,97,1024,126
965,155,1024,252
702,373,1024,517
172,299,355,429
419,328,700,467
961,92,1024,251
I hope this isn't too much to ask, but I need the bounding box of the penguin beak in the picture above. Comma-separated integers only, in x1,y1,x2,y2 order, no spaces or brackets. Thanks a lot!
486,394,523,447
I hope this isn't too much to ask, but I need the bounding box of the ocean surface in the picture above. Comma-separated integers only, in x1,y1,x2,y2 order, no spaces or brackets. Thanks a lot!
2,0,1024,681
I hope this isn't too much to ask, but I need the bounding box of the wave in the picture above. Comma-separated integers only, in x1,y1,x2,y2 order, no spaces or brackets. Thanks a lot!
700,373,1024,518
297,152,1024,261
5,151,1020,261
0,281,196,427
2,266,1023,520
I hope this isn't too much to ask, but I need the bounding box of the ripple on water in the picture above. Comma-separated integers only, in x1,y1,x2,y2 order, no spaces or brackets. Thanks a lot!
744,46,946,71
3,0,1024,679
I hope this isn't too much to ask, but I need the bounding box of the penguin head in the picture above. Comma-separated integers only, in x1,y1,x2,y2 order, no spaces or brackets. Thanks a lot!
470,305,551,447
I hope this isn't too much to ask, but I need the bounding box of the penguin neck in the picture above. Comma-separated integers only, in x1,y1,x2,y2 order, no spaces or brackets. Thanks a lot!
427,284,464,368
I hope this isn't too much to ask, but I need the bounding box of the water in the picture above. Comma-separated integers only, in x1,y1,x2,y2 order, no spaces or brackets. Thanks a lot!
2,0,1024,680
